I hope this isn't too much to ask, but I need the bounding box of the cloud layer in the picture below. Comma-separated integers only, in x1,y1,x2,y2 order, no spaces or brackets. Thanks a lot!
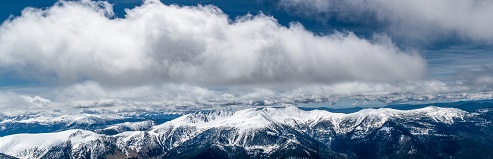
279,0,493,44
0,0,425,87
455,66,493,86
2,79,492,116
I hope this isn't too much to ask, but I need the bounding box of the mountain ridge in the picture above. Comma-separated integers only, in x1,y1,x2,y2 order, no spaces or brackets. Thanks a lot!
0,105,492,158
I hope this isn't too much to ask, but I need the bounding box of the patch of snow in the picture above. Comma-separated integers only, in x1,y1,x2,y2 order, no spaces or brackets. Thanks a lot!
0,130,101,158
104,120,154,131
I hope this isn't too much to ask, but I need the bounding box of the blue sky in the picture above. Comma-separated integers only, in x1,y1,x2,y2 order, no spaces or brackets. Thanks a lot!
0,0,492,114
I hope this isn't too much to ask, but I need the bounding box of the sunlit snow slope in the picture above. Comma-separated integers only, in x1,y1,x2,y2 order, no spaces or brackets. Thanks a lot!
1,104,493,159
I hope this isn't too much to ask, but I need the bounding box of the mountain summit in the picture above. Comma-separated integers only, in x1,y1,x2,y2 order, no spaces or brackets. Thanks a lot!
1,105,492,158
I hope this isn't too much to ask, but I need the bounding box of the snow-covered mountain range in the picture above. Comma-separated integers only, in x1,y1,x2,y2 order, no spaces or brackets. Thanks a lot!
1,103,493,159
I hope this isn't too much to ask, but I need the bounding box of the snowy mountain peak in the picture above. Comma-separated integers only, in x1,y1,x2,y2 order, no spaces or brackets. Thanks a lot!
0,105,478,159
153,105,468,134
0,130,101,159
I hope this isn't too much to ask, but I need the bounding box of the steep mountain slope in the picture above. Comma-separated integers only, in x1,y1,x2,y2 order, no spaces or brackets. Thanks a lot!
1,105,492,159
0,153,17,159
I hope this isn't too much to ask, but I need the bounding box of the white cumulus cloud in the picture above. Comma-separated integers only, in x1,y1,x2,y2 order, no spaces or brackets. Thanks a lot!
0,0,425,87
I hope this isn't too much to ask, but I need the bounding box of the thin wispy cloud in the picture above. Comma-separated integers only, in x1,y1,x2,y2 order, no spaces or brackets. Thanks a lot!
279,0,493,44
